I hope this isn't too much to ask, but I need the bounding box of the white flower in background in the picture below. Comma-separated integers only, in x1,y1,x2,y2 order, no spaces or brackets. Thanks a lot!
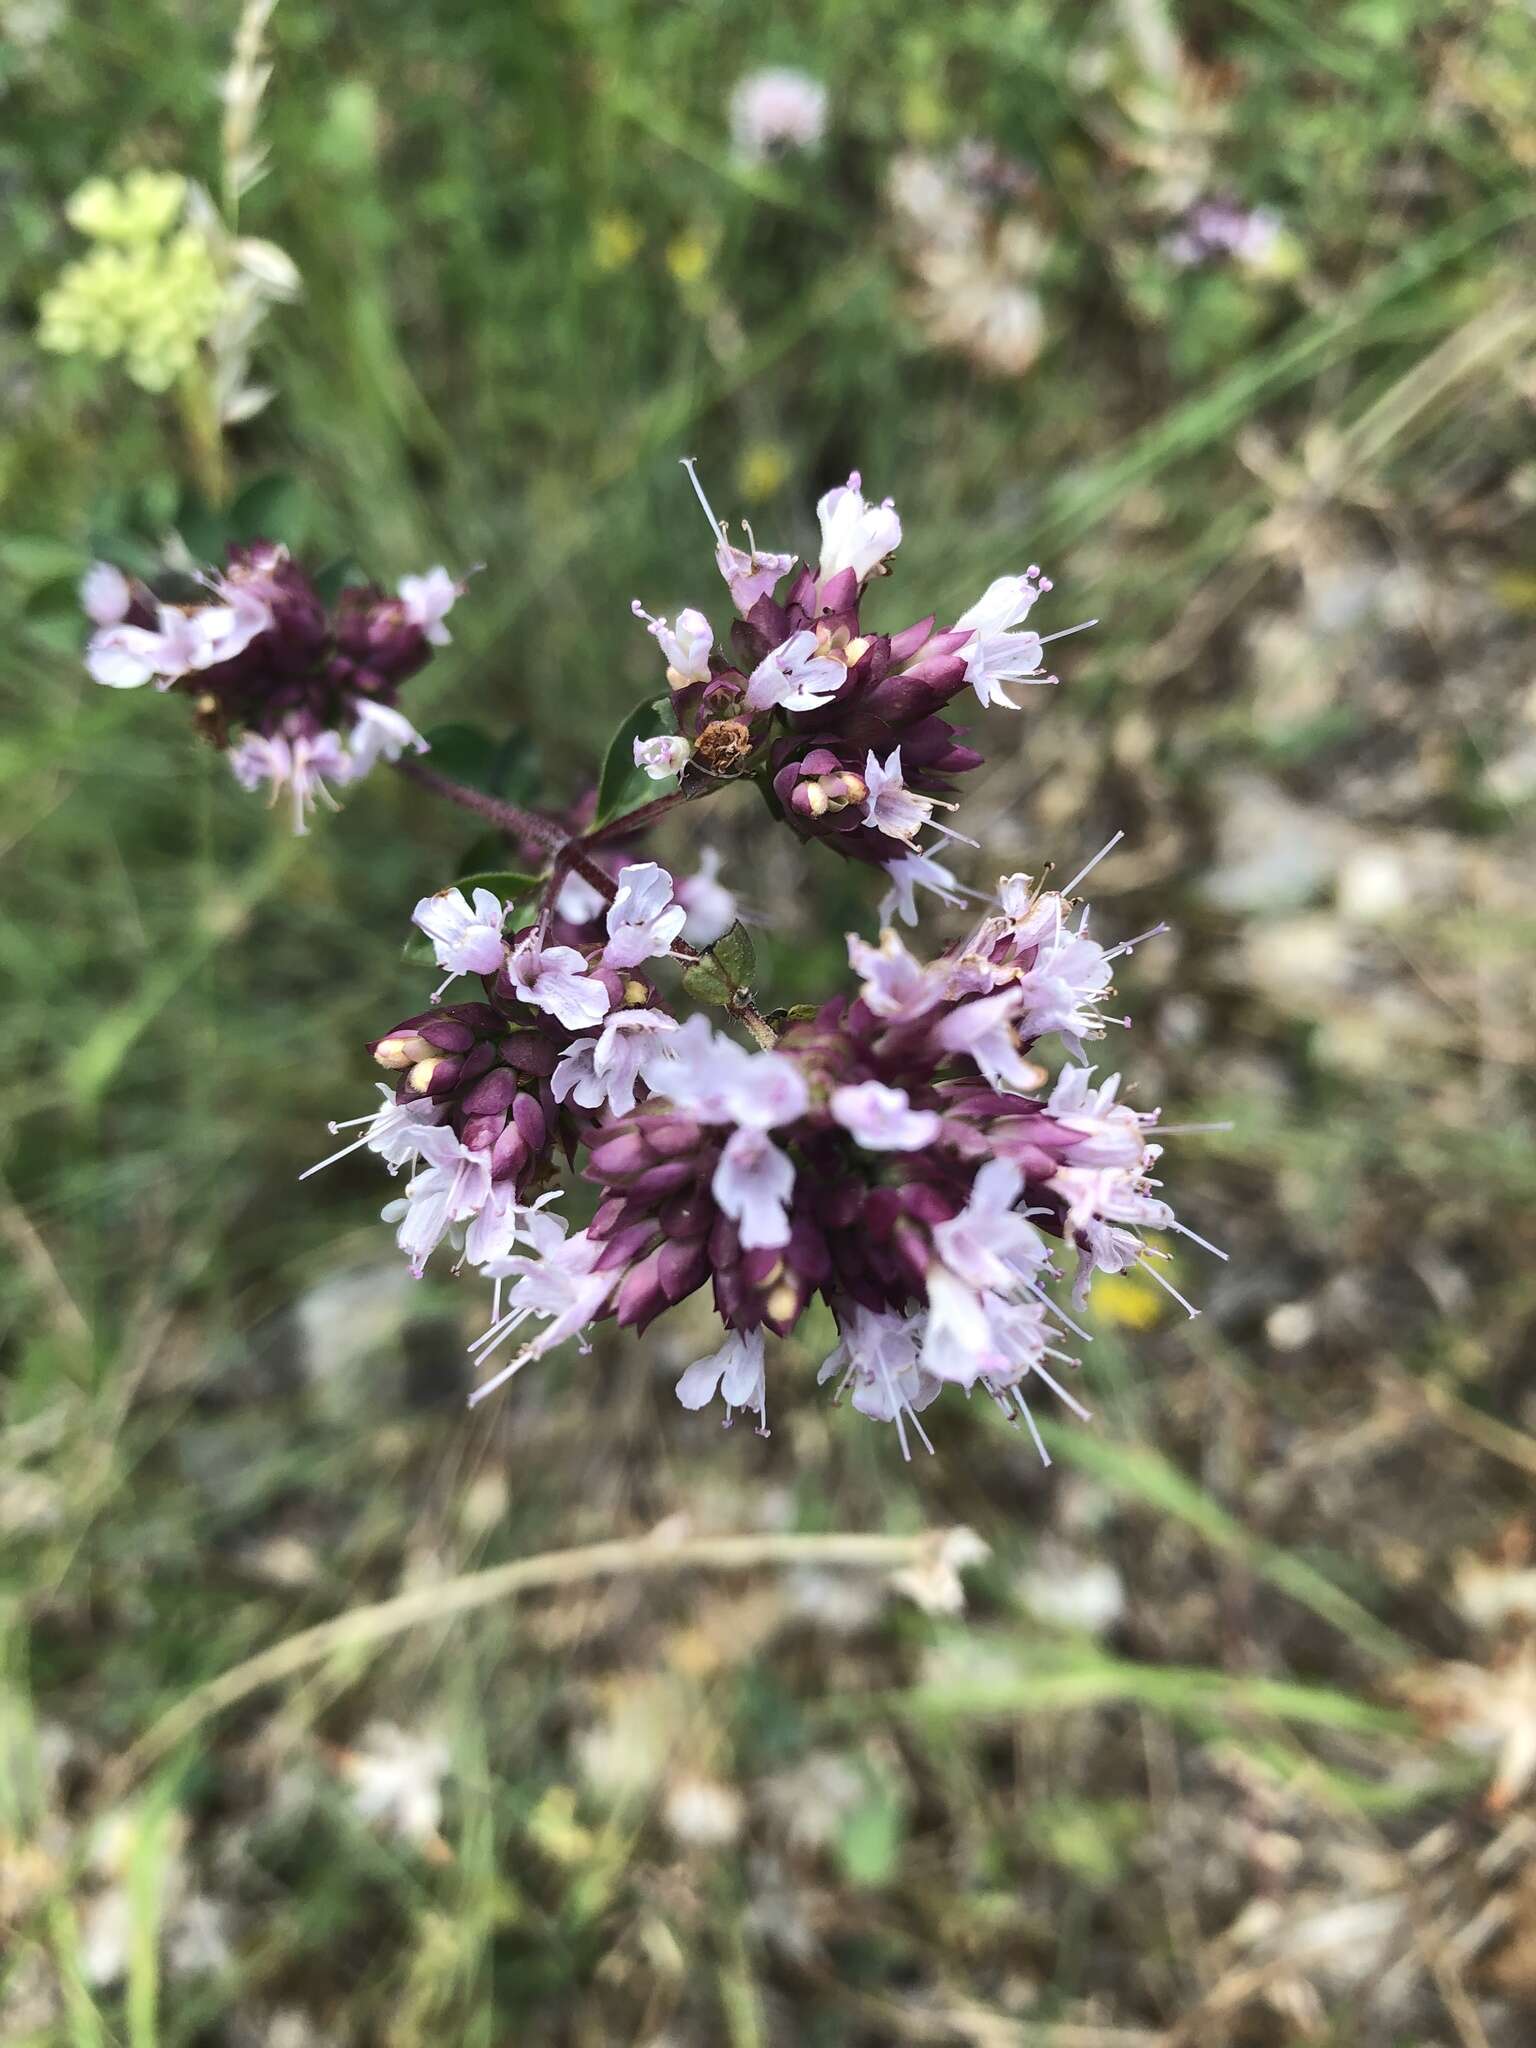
80,560,131,626
633,732,692,780
676,848,737,946
816,472,902,583
229,728,350,835
602,861,688,968
340,1722,451,1849
398,567,459,646
880,849,968,926
728,67,828,165
347,699,429,775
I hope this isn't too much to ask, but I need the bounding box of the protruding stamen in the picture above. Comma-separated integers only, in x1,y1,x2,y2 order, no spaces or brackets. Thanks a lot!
1037,619,1098,645
679,456,726,541
1060,831,1125,898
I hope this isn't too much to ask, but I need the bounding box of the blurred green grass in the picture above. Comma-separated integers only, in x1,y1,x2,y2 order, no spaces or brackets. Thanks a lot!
3,0,1536,2041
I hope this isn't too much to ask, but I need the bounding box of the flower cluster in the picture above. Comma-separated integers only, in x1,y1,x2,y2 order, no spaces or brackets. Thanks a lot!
81,546,459,830
317,836,1215,1460
886,145,1050,380
630,462,1090,926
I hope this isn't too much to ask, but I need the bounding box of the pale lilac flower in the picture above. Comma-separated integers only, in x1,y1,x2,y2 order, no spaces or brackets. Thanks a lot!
507,940,612,1030
954,572,1052,708
470,1220,618,1403
551,1008,678,1117
603,862,688,968
87,598,265,690
880,849,968,926
675,1327,767,1429
80,561,131,626
299,1085,444,1182
633,733,692,780
556,869,607,925
398,567,458,647
931,1159,1048,1296
744,630,847,715
711,1126,796,1248
679,456,795,613
229,728,350,834
463,1181,532,1269
383,1126,494,1276
411,886,507,993
847,926,950,1022
830,1080,941,1151
861,746,958,845
728,67,828,165
935,991,1041,1095
1014,917,1115,1058
348,699,430,776
818,1309,941,1458
676,848,737,947
630,600,713,685
816,472,901,584
663,1019,810,1129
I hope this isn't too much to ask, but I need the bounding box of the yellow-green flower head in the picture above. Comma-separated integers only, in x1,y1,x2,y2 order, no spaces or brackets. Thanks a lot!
66,169,189,244
38,225,224,391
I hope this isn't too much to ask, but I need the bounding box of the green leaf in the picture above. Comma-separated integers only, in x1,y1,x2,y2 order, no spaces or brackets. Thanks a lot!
709,921,756,986
172,486,231,567
422,723,541,805
228,473,312,549
312,556,365,606
454,869,543,904
681,954,735,1008
594,696,678,825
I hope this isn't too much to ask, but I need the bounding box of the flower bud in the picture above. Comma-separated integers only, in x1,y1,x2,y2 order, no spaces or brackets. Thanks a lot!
374,1032,435,1069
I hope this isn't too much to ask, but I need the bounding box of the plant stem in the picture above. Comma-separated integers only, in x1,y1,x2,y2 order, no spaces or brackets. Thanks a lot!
394,756,569,851
114,1526,969,1785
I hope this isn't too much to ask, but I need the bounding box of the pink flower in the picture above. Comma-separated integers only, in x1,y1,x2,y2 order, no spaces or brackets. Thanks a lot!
935,991,1042,1095
860,745,958,845
602,862,688,969
744,630,847,715
818,1309,941,1459
847,928,950,1022
816,472,901,583
675,1327,767,1428
711,1126,796,1248
633,733,691,780
716,537,797,613
830,1080,941,1151
551,1009,678,1117
382,1126,494,1276
398,567,459,647
87,597,268,690
229,728,350,835
879,850,968,926
80,561,131,626
728,67,827,165
663,1018,810,1129
507,940,612,1030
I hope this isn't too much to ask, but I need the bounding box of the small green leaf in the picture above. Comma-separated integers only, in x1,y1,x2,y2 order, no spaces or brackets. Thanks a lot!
313,556,365,606
454,869,543,904
681,954,735,1008
173,486,231,567
423,723,541,804
709,921,756,986
228,473,312,548
595,696,679,825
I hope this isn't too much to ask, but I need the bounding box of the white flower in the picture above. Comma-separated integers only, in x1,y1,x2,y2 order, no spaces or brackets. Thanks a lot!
347,699,430,776
711,1126,796,1248
676,848,737,947
662,1018,810,1128
551,1008,678,1117
675,1327,767,1429
229,728,350,835
411,886,507,991
80,560,131,626
860,745,956,845
830,1080,941,1151
507,940,612,1030
744,629,847,714
300,1085,444,1182
398,566,458,646
953,573,1052,708
603,861,688,968
383,1126,494,1276
556,869,607,925
728,67,827,165
816,472,902,583
342,1723,451,1848
631,600,713,684
471,1218,618,1404
935,990,1044,1095
87,597,267,689
817,1308,942,1459
1014,918,1114,1058
879,850,967,926
847,927,951,1022
633,732,692,780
